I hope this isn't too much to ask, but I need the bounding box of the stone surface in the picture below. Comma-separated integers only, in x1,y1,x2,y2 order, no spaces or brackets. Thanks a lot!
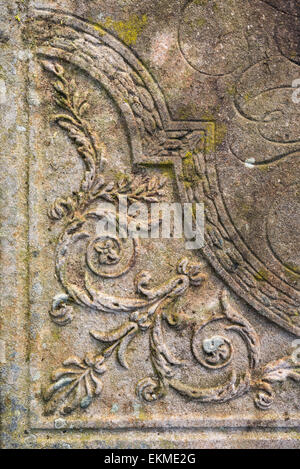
0,0,300,449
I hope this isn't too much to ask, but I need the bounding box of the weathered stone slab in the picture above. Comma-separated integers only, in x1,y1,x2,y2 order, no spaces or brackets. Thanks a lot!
0,0,299,449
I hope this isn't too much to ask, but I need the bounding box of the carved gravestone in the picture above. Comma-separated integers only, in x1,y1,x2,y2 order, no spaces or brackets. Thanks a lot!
0,0,299,449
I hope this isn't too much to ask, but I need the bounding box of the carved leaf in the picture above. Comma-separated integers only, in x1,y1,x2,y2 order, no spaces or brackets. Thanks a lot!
90,322,137,343
261,356,300,383
149,302,184,382
54,116,96,193
169,371,251,403
48,196,77,221
43,61,107,219
90,322,138,370
43,354,105,415
117,324,138,369
254,354,300,410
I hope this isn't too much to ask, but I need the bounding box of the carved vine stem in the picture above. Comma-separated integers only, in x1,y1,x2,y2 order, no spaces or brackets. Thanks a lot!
42,61,300,416
43,61,167,223
43,258,206,415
